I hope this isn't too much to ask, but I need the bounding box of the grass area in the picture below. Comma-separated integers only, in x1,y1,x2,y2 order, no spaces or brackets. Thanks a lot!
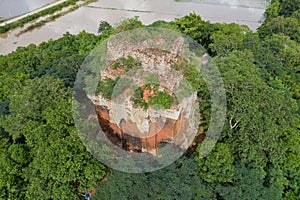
0,0,79,34
15,5,78,36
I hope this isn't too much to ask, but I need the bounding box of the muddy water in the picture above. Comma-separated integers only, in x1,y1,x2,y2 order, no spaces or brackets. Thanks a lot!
0,0,267,55
177,0,268,9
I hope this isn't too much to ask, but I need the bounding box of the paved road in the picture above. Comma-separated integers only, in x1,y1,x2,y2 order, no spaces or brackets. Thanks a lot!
0,0,267,55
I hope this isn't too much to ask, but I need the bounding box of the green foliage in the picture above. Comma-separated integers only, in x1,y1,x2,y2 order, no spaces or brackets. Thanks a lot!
216,164,283,200
94,157,216,200
259,0,300,42
96,78,118,99
130,84,173,110
147,20,180,31
182,63,202,91
208,23,251,56
196,143,234,183
213,50,298,198
131,87,149,109
279,0,300,17
254,34,300,99
8,144,30,165
113,16,144,33
258,16,300,41
1,1,300,198
281,127,300,199
112,55,141,70
0,32,108,199
148,91,173,109
175,13,219,48
173,61,180,70
98,21,112,35
264,0,281,19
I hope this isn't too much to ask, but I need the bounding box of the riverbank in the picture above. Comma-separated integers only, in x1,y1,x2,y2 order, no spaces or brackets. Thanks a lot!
0,0,267,55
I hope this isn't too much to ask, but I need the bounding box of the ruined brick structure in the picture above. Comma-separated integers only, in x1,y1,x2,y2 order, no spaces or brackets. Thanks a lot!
89,33,199,155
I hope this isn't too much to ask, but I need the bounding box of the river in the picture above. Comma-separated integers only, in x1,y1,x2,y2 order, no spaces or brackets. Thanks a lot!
0,0,57,19
0,0,268,55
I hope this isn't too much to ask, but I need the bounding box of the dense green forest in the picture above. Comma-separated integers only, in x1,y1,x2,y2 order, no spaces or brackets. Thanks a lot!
0,0,299,199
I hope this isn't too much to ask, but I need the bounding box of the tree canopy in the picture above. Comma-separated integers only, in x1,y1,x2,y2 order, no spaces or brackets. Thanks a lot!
1,0,299,199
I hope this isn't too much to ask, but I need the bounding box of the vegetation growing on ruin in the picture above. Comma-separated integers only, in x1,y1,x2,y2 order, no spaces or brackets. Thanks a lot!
112,55,141,70
131,86,149,109
131,83,174,110
96,77,119,99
